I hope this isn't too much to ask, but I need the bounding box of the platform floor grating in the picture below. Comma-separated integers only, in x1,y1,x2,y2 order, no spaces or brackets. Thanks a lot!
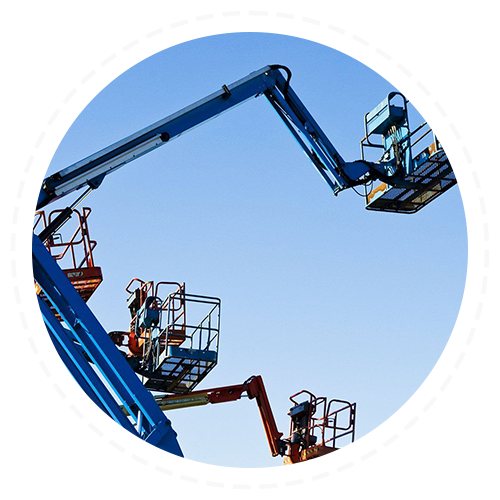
141,347,217,394
366,147,457,214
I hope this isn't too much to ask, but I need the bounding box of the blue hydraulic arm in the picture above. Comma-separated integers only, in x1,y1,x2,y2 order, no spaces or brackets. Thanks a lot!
36,65,403,211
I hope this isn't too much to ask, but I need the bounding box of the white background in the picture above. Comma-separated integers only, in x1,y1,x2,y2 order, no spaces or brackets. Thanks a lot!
0,1,500,498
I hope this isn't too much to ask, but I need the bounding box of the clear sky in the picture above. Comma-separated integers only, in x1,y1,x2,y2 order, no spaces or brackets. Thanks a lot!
43,32,467,468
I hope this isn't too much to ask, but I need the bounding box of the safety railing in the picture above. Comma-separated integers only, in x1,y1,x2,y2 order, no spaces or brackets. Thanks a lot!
33,210,47,234
34,207,98,270
152,293,220,364
125,278,153,298
123,278,220,371
360,80,469,160
125,278,186,345
287,390,356,451
158,282,187,345
323,398,356,449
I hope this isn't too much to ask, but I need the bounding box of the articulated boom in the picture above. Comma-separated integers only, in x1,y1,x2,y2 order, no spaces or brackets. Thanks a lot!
37,65,354,209
153,375,355,464
36,65,454,215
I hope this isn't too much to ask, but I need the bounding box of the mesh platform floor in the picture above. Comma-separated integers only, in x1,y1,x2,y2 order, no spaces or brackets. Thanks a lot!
365,147,457,214
141,346,217,394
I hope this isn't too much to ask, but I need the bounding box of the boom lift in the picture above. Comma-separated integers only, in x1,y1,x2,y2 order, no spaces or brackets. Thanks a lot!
152,376,356,464
360,92,455,212
32,64,456,461
110,278,220,394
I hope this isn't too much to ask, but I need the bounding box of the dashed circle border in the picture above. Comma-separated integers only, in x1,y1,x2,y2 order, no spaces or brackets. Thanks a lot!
12,9,488,489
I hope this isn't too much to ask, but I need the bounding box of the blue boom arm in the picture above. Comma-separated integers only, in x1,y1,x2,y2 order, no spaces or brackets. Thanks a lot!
37,65,398,210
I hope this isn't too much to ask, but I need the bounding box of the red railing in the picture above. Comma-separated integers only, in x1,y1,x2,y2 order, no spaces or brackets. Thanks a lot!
287,390,356,452
34,206,103,310
34,207,98,270
122,279,187,356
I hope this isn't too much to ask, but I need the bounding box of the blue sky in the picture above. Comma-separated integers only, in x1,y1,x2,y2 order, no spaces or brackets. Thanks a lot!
43,32,467,467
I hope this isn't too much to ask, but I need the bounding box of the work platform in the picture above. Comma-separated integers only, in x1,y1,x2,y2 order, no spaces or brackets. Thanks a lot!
115,280,221,394
141,345,218,393
137,291,220,394
283,445,353,469
283,391,356,465
34,207,103,317
365,141,456,213
360,92,456,214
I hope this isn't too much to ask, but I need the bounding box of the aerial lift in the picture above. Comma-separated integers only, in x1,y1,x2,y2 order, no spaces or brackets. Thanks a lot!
42,375,356,469
33,65,456,462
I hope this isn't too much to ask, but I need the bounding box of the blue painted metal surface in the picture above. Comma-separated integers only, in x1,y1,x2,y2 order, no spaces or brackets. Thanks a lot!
37,65,406,211
166,346,218,363
364,92,411,176
137,298,161,329
33,234,183,456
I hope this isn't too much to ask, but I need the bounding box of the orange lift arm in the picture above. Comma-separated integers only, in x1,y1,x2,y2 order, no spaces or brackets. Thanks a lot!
123,376,356,464
47,375,287,469
199,375,286,457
